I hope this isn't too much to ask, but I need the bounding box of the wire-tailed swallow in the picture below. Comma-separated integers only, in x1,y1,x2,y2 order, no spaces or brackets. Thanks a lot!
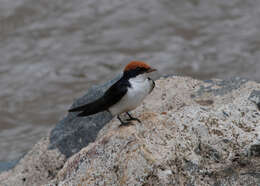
68,61,156,126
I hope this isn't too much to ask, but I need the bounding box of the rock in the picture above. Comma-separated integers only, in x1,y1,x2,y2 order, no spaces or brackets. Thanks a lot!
0,75,121,186
45,76,260,185
0,136,66,186
1,76,260,186
49,75,121,158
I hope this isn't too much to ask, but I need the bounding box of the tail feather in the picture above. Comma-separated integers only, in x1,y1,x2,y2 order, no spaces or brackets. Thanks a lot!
68,105,88,112
69,97,108,117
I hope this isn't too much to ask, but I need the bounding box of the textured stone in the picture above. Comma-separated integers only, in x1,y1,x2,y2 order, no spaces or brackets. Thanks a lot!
0,136,66,186
47,76,260,186
49,75,121,158
0,76,122,186
1,76,260,186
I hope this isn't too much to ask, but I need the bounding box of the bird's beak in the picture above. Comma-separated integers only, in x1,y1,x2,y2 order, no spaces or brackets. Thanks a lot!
147,68,157,73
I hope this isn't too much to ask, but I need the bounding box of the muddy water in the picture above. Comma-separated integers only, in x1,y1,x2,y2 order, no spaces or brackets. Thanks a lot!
0,0,260,162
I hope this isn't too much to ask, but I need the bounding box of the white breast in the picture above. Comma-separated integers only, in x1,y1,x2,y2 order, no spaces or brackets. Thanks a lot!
109,74,154,116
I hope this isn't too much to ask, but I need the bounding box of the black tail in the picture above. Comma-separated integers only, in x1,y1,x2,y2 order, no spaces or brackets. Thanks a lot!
68,97,108,117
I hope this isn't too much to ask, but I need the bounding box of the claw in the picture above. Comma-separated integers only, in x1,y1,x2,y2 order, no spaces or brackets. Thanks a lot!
126,112,141,123
117,115,132,126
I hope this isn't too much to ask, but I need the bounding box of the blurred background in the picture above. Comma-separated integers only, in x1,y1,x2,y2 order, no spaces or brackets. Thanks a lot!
0,0,260,162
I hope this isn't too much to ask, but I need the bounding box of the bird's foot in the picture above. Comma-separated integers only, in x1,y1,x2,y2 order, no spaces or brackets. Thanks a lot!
126,112,141,123
117,115,133,127
126,117,141,123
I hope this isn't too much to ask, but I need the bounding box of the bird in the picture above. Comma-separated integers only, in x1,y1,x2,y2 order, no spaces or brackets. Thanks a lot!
68,61,156,126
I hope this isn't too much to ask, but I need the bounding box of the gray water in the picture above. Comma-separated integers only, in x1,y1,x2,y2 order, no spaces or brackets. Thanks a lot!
0,0,260,162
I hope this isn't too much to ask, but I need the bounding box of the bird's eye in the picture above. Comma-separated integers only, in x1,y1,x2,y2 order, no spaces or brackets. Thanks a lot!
137,67,147,73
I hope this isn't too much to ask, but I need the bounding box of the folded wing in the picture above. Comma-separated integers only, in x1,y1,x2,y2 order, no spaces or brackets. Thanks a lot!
68,77,129,117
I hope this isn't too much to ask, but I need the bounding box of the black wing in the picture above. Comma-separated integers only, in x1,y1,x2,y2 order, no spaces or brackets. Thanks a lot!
69,78,129,117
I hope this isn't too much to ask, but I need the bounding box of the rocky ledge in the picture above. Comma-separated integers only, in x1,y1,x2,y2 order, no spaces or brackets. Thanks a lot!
1,76,260,186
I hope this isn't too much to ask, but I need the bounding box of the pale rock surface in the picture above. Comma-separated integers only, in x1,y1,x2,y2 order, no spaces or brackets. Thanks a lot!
1,76,260,186
47,76,260,186
0,136,66,186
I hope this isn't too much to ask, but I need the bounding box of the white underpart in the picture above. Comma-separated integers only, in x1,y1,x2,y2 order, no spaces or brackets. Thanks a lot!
109,74,154,116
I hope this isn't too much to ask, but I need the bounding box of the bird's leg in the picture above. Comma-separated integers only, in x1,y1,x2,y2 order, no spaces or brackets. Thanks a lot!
126,112,141,123
117,115,131,126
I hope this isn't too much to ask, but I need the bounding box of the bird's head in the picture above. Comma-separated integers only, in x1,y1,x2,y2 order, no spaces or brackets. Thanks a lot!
123,61,156,78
